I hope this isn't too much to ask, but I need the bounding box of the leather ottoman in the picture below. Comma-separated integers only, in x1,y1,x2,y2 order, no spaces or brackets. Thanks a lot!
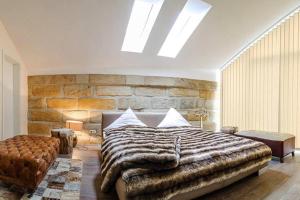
0,135,59,190
236,131,295,163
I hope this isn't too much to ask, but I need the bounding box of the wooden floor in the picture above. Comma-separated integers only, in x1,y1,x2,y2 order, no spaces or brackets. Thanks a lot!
74,146,300,200
72,145,102,200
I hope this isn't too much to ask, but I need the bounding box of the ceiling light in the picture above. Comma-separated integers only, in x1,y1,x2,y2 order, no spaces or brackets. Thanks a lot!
158,0,211,58
121,0,164,53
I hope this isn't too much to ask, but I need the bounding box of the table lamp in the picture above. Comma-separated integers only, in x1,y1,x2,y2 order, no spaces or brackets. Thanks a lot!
66,120,83,132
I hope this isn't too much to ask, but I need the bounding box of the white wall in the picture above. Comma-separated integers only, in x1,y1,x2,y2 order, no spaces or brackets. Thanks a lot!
0,20,28,135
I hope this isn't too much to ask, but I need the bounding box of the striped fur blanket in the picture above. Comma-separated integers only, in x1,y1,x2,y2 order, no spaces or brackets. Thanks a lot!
100,126,272,200
101,126,181,192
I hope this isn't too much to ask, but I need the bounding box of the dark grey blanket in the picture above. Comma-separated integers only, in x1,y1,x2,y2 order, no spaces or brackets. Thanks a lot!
101,126,181,192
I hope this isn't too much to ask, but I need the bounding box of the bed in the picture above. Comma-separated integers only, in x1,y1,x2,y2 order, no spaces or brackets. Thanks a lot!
101,113,272,200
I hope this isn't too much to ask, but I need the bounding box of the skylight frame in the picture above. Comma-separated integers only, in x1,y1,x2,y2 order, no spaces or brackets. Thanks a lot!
121,0,164,53
158,0,212,58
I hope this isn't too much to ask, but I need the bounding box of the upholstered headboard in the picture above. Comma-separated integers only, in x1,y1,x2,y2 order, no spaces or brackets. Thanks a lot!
101,112,187,135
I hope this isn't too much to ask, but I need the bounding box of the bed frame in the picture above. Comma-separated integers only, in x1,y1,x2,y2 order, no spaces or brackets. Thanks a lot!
115,165,265,200
101,112,266,200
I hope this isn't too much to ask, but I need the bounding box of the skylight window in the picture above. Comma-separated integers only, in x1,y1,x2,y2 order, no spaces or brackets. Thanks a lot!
121,0,164,53
158,0,211,58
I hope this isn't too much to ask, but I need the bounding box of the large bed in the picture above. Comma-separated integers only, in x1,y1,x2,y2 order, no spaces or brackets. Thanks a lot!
101,113,272,200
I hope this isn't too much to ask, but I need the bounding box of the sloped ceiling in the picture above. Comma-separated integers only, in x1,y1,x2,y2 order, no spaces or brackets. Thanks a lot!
0,0,299,81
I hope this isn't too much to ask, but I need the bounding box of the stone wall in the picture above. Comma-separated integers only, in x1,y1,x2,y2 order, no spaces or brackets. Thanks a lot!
28,74,218,140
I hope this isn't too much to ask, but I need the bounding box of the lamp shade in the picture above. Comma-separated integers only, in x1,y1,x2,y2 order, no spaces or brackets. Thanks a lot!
66,120,83,131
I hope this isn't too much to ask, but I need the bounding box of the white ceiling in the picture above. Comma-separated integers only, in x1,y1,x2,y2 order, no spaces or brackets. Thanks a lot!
0,0,300,81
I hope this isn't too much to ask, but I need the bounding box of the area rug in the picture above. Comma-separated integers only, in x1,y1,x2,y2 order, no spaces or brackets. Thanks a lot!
0,158,82,200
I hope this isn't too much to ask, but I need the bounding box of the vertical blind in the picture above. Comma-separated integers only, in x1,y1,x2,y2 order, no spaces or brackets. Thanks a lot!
221,11,300,148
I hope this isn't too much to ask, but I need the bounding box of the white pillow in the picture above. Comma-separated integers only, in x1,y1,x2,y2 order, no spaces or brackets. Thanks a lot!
157,108,191,127
104,108,146,132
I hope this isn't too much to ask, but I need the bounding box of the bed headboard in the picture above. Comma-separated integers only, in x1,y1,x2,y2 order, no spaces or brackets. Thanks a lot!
101,112,187,135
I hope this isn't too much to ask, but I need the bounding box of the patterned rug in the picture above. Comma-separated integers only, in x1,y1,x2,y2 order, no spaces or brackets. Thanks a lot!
0,158,82,200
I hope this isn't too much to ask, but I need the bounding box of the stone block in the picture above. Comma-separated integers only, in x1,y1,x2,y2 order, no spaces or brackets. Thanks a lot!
49,122,65,129
28,76,47,85
169,88,198,97
47,99,78,109
89,111,102,123
29,75,76,85
151,98,177,109
209,82,218,90
89,74,125,85
96,86,132,96
126,75,145,85
197,98,205,107
78,98,116,110
31,85,61,97
199,81,218,90
200,90,217,100
144,76,175,87
187,112,208,121
118,97,151,110
174,78,199,89
76,74,89,84
64,84,92,97
47,75,76,84
28,122,50,135
63,110,89,122
29,110,62,122
28,98,44,109
179,98,197,109
135,87,166,96
187,113,201,121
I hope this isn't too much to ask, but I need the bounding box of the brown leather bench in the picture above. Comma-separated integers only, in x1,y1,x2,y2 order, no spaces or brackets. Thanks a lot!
0,135,59,190
236,131,295,163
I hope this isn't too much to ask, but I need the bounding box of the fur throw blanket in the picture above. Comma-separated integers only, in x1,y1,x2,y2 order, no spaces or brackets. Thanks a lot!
101,126,181,192
100,126,272,200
